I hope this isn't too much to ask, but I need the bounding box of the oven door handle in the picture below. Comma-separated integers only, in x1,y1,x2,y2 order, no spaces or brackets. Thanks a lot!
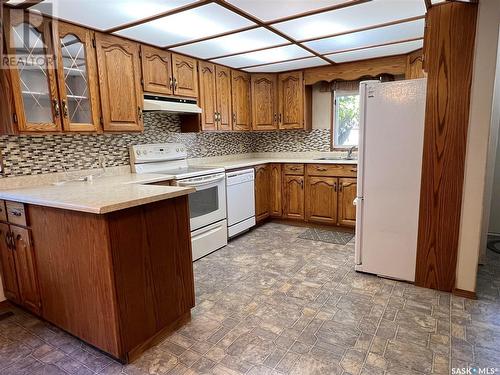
177,174,225,187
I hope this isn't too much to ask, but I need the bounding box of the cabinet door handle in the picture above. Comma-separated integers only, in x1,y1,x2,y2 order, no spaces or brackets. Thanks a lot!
173,77,178,90
232,113,236,124
62,100,68,118
9,210,22,217
214,112,218,123
138,107,143,120
279,113,282,124
169,76,173,90
333,182,337,192
53,100,60,117
273,113,277,123
300,180,304,189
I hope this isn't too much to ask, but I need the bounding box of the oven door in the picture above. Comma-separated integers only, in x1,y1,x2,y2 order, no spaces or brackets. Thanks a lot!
175,173,226,231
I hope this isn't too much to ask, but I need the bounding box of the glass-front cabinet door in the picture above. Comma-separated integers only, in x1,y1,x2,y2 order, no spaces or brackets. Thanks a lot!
5,9,61,132
54,22,100,132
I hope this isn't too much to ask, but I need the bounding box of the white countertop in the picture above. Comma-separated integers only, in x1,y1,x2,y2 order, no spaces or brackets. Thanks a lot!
0,172,193,214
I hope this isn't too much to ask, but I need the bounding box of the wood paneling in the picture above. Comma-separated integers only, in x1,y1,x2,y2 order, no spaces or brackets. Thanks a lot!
406,49,425,79
415,2,478,292
278,71,304,130
215,65,232,131
172,53,198,98
198,62,217,131
254,164,270,222
338,178,357,227
251,74,278,130
231,70,251,131
283,175,305,220
305,176,337,225
95,33,143,132
29,205,122,357
54,22,101,132
304,55,408,85
141,45,173,96
269,164,282,217
0,223,20,303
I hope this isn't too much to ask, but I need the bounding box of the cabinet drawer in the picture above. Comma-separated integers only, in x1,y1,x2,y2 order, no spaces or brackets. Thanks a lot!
0,200,7,222
306,164,357,177
283,164,304,175
6,201,28,226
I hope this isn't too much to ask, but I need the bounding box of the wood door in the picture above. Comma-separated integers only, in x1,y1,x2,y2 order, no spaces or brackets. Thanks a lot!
251,74,277,130
95,33,143,132
254,165,270,222
215,65,232,131
11,226,41,314
231,70,251,131
0,224,20,302
283,175,305,220
54,22,101,132
278,71,304,130
141,45,173,96
305,176,337,225
198,62,217,131
269,164,282,217
338,178,357,227
171,53,198,98
5,9,62,132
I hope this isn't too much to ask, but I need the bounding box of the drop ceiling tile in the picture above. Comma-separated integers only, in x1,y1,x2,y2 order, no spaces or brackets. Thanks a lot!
226,0,355,22
115,3,255,47
171,28,287,59
326,39,424,63
304,19,424,54
272,0,426,41
212,44,312,68
31,0,196,31
244,57,328,73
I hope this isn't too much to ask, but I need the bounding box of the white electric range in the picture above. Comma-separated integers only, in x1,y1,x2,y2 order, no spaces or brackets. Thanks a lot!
130,143,227,261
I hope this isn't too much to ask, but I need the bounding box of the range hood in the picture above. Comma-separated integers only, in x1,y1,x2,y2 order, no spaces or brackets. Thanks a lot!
143,94,202,114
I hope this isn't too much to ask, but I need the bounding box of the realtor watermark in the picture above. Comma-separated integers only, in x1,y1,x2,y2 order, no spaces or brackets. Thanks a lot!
452,367,499,375
1,4,55,70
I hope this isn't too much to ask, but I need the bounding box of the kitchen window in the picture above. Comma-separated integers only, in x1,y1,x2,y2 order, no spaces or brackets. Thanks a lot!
333,90,360,148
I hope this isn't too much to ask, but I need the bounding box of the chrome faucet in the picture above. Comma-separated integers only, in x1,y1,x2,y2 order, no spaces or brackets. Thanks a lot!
346,146,357,160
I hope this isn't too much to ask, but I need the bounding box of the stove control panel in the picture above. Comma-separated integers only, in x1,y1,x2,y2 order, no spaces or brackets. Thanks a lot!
130,143,187,164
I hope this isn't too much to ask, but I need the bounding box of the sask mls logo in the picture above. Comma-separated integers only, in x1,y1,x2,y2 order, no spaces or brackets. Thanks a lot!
452,367,499,375
1,4,55,71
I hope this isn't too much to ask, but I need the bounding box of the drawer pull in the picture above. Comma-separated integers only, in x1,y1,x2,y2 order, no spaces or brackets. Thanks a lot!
316,167,327,171
9,210,22,217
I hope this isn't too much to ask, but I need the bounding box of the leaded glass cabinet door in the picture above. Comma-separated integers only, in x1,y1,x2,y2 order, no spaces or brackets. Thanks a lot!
54,22,101,132
5,9,61,132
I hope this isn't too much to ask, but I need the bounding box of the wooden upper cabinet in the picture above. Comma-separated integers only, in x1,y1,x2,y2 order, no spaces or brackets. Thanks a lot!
251,74,278,131
338,178,357,227
269,164,282,218
216,66,232,131
278,71,304,130
4,9,61,132
0,223,20,303
171,53,198,98
95,33,143,132
305,176,337,225
231,70,251,131
198,62,217,131
283,175,305,220
141,46,173,96
11,226,41,315
255,165,270,222
406,49,426,79
54,22,101,132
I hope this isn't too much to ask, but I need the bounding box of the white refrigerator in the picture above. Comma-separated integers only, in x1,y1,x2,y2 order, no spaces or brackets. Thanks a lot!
354,79,427,282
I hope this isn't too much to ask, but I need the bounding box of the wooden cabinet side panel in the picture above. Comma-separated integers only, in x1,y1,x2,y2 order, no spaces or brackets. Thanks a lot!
107,197,194,356
216,65,232,131
269,164,282,217
198,62,217,131
0,223,20,302
28,205,122,358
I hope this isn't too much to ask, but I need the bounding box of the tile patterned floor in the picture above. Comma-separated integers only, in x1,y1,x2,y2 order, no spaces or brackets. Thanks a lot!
1,222,500,375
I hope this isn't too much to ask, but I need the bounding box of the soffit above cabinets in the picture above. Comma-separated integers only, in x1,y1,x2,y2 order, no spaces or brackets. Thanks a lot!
326,39,424,63
23,0,432,72
171,28,288,59
114,3,255,47
31,0,198,31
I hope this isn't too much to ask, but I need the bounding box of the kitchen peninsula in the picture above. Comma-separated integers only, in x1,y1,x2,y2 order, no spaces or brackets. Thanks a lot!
0,174,195,363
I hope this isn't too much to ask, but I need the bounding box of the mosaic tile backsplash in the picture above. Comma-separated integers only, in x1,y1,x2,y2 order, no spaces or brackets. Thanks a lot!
0,113,331,177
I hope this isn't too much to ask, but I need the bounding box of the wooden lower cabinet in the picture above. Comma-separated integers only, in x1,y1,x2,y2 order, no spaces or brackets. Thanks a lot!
338,178,357,227
255,164,270,222
269,164,282,217
283,175,305,220
305,176,338,225
0,222,20,303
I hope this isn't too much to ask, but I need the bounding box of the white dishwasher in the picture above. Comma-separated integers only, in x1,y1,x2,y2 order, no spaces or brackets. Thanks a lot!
226,169,256,238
